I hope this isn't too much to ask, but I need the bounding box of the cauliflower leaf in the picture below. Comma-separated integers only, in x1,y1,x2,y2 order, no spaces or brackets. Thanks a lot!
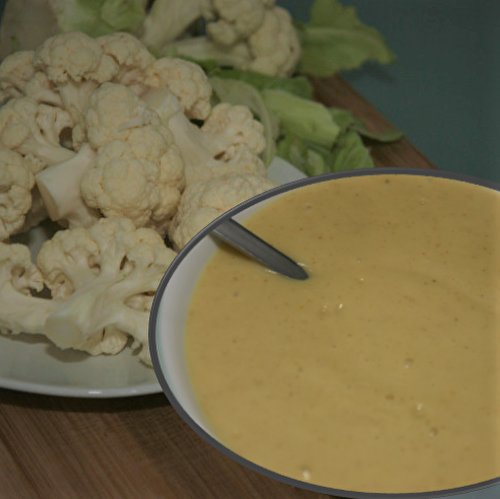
296,0,396,77
48,0,146,37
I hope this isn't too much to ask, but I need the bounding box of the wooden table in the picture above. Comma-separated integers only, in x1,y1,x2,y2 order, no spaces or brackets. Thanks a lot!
0,77,437,499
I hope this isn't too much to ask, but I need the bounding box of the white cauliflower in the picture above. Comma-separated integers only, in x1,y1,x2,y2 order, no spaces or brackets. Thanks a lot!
165,4,301,77
245,6,301,77
0,148,35,241
0,96,74,172
140,0,292,76
140,0,212,49
206,0,276,46
202,102,267,158
144,57,212,120
143,87,266,185
0,30,282,368
81,127,184,236
37,83,185,233
0,51,36,103
0,50,63,108
73,81,160,149
0,242,58,336
98,31,155,95
37,218,177,364
33,31,120,122
169,172,276,249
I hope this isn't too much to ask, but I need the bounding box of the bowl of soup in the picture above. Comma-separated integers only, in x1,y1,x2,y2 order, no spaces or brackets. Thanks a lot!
150,168,500,497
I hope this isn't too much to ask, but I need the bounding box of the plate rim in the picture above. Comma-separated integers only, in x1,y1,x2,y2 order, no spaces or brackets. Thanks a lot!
0,376,161,398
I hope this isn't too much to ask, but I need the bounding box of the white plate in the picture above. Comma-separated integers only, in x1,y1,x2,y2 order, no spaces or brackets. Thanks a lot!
0,157,306,398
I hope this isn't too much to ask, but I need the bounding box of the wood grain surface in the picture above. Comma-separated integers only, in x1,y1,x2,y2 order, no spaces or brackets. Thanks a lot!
0,77,437,499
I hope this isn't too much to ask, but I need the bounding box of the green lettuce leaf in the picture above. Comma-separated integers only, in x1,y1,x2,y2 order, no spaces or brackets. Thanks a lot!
328,108,404,142
53,0,146,37
210,69,314,100
277,127,374,176
296,0,396,77
262,89,340,149
328,129,374,170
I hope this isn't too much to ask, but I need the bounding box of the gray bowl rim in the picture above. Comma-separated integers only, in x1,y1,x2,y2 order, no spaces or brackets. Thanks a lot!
149,167,500,499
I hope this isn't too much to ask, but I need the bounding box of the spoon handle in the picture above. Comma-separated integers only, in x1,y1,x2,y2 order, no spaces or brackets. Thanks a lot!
212,218,308,281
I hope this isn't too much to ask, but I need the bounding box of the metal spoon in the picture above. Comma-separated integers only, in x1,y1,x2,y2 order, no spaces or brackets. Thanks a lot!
212,218,309,281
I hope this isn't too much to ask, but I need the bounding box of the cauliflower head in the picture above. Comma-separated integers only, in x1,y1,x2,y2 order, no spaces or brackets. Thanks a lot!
37,218,177,363
73,82,161,149
169,172,276,249
246,6,301,77
98,31,155,94
0,242,58,336
167,2,301,77
0,96,74,171
0,50,36,103
36,82,185,234
206,0,276,46
144,57,212,120
33,31,120,121
201,102,266,158
81,126,185,236
144,87,266,186
0,148,35,241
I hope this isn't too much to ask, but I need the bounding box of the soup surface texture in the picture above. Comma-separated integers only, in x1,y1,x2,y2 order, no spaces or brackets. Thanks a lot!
185,174,500,494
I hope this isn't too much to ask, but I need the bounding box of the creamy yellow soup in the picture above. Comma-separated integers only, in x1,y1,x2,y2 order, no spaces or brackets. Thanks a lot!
185,174,500,494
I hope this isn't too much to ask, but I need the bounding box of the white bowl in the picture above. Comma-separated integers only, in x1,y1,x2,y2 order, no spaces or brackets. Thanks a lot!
149,167,500,498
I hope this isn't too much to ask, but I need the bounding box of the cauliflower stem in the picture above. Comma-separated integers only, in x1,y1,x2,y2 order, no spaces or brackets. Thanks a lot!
142,87,266,185
166,36,251,70
35,143,100,228
44,260,156,353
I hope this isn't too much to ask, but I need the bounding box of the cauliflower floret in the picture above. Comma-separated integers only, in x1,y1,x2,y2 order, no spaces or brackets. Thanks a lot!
140,0,212,49
143,88,266,185
23,71,64,108
144,57,212,120
0,50,63,107
0,242,58,335
81,127,184,236
38,83,185,233
0,96,74,169
0,50,36,103
33,31,120,122
169,173,276,249
98,32,155,95
201,102,266,158
73,82,160,149
246,6,301,77
167,4,300,77
206,0,276,46
36,222,127,356
140,0,276,55
37,218,177,364
0,148,35,241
